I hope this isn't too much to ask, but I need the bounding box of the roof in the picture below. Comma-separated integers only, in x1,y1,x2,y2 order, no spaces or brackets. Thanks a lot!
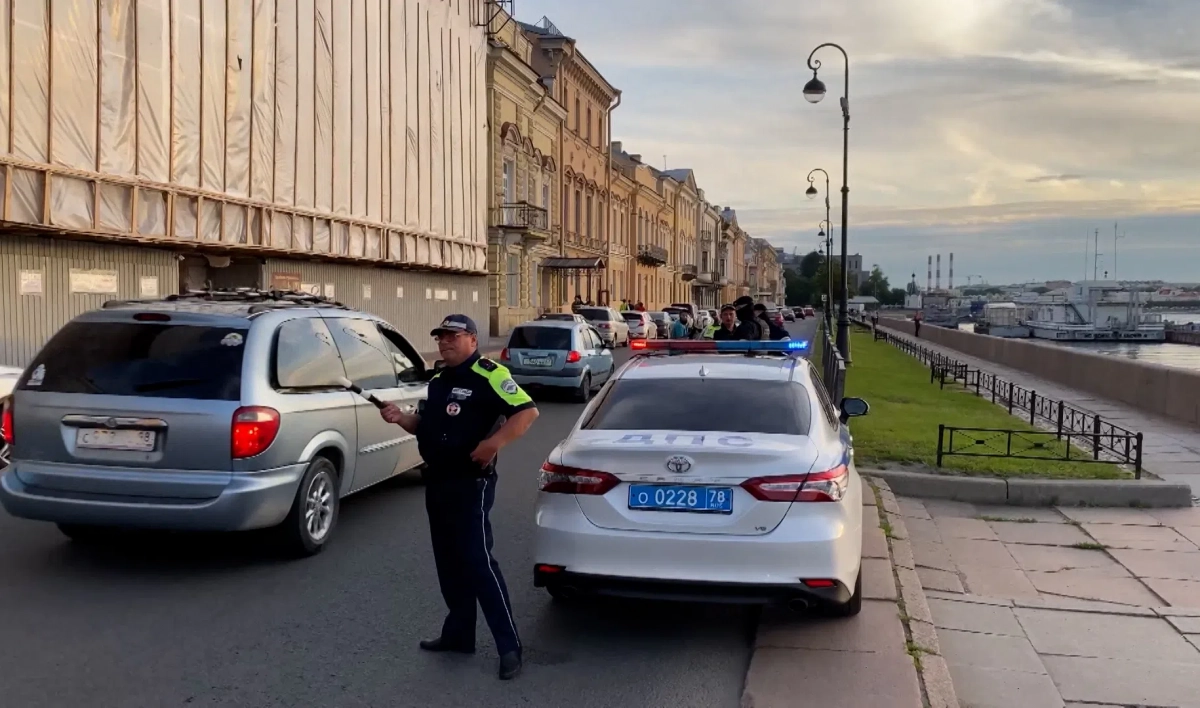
514,320,579,330
617,354,813,384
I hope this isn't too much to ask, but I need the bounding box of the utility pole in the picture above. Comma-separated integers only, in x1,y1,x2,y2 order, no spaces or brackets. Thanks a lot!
1093,228,1100,281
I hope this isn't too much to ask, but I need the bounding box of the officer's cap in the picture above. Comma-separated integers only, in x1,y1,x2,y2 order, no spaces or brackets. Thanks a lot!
431,314,478,337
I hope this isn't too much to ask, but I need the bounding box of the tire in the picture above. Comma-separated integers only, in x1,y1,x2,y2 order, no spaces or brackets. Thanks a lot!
575,373,592,403
828,566,864,618
276,456,340,557
57,523,117,544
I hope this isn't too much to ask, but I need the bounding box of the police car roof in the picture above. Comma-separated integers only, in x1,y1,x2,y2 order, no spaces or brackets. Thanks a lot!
618,353,813,384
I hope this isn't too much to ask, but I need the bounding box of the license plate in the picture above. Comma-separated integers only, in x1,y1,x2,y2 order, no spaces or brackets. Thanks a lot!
523,356,553,367
76,428,156,452
628,485,734,514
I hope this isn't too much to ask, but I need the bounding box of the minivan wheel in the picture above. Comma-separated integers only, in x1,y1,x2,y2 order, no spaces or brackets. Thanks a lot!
575,373,592,403
277,456,340,557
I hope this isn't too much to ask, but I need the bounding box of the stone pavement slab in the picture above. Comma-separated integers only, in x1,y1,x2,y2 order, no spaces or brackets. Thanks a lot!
898,494,1200,707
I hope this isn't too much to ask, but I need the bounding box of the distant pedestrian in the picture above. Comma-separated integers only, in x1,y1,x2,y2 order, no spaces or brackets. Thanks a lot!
914,311,922,338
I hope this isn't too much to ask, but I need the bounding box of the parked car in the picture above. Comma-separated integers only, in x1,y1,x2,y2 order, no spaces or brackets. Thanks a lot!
538,313,588,324
501,320,615,402
533,339,870,615
782,308,796,322
621,311,658,340
0,290,435,556
647,312,672,339
577,307,630,347
803,307,816,318
0,365,21,471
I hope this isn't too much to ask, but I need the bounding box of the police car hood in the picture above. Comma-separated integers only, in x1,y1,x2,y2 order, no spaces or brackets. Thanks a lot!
553,429,825,537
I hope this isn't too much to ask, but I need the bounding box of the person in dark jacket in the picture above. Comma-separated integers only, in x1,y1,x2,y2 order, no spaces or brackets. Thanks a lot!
753,303,790,340
711,304,740,340
731,296,766,340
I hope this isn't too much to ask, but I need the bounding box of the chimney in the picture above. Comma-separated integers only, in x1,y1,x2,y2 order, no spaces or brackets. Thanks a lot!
949,252,954,290
927,255,932,292
611,141,622,153
936,254,941,290
630,154,642,163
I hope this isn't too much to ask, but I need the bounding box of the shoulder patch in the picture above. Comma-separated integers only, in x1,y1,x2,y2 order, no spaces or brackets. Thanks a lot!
476,357,498,372
501,378,518,394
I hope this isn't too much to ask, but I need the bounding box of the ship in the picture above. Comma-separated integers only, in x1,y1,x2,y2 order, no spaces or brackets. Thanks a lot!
1022,282,1166,342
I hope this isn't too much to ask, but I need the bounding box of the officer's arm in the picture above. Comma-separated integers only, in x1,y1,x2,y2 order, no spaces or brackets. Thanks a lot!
481,364,539,448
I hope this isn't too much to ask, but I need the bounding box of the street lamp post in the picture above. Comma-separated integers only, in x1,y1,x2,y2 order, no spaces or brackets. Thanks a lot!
804,42,851,362
817,220,833,330
806,167,833,331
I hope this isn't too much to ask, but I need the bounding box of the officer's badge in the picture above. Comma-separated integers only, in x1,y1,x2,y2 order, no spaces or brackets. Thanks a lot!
446,402,461,416
500,379,518,394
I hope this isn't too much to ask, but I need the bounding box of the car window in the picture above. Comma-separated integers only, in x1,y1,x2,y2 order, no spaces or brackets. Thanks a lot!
621,312,642,322
585,379,811,435
586,328,603,349
578,307,609,322
377,325,425,384
326,318,398,390
275,317,345,389
20,321,247,400
509,326,572,350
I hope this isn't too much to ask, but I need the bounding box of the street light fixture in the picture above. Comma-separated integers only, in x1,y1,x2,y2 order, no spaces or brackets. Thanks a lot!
805,42,852,362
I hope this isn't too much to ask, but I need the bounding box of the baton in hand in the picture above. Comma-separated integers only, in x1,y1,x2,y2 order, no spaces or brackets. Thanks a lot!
336,377,388,410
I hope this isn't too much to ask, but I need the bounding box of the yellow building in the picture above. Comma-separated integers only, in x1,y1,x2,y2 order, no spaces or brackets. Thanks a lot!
659,169,701,305
720,207,751,304
611,146,674,309
751,238,782,304
485,10,567,335
522,18,620,308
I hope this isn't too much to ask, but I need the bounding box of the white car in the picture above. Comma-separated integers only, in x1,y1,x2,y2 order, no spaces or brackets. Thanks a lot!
533,339,870,616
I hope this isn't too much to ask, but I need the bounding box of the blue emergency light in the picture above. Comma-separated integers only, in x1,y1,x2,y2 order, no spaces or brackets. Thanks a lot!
631,339,809,353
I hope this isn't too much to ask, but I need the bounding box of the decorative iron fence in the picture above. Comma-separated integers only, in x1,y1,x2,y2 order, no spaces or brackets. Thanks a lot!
820,326,846,403
937,425,1143,475
872,328,1145,477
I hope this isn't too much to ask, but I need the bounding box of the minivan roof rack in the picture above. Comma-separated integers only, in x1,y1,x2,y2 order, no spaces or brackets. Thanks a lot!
102,288,352,313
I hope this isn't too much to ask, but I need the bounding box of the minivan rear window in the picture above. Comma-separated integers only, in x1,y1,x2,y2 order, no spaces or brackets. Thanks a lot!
621,312,643,321
584,379,811,435
509,326,572,351
19,321,247,401
577,308,610,322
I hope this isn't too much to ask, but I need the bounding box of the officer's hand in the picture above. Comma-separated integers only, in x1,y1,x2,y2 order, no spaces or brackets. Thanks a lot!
471,437,502,466
380,403,405,425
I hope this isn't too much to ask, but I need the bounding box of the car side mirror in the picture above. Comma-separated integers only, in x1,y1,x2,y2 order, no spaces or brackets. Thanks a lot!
839,397,869,423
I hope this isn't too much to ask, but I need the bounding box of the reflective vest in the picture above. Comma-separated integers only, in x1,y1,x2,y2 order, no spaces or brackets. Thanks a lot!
702,324,718,339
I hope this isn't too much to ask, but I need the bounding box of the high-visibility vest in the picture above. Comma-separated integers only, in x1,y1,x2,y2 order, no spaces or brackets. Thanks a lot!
702,324,718,339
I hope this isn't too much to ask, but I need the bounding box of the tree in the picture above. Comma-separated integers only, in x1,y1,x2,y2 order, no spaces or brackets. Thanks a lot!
885,288,907,306
799,250,822,279
862,266,890,301
784,267,816,306
813,260,858,302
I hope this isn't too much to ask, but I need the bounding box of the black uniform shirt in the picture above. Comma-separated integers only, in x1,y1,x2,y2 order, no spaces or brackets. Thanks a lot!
416,352,536,474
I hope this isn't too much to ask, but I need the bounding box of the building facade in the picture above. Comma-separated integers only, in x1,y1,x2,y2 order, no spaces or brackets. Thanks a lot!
750,238,783,305
523,17,619,309
0,0,490,366
693,197,724,308
720,208,751,304
486,8,566,335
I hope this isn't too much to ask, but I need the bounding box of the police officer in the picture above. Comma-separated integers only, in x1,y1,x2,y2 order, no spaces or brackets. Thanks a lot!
379,314,538,681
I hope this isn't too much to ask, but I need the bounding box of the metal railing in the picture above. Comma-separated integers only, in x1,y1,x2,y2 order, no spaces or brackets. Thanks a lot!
820,325,847,403
937,425,1143,474
680,264,698,279
872,327,1145,477
492,201,549,230
636,244,668,266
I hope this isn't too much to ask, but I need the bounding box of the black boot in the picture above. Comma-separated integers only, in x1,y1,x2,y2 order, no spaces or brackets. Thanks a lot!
418,637,475,654
498,651,522,680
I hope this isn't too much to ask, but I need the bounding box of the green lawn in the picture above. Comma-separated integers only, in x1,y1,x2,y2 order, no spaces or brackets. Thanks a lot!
834,330,1128,479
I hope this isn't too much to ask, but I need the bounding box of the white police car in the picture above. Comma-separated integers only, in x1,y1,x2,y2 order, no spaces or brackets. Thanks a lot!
532,339,870,615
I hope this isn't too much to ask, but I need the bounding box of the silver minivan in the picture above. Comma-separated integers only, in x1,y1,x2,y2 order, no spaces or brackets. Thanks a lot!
0,290,434,556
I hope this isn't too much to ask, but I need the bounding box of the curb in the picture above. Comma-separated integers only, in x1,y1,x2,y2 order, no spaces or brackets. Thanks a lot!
864,468,1192,508
869,477,961,708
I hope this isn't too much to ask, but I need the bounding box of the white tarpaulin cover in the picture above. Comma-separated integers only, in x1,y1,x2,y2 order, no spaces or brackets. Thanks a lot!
0,0,488,272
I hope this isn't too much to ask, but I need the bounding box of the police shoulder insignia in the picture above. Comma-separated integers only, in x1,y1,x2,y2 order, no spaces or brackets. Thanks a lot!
476,358,498,372
500,378,519,395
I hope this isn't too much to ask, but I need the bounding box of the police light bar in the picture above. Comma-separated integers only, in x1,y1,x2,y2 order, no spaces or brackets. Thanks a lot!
630,339,809,353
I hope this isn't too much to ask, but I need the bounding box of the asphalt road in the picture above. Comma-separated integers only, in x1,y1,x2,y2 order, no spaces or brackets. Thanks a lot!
0,317,819,708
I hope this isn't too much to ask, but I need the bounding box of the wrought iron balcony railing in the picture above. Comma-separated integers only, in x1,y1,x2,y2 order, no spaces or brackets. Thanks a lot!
491,201,549,231
636,243,668,266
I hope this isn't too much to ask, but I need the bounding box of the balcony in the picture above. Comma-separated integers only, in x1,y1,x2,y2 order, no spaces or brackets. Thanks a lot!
637,243,668,267
491,202,551,241
680,264,698,280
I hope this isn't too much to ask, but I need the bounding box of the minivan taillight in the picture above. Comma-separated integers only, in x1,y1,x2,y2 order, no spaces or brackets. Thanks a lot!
565,351,582,363
741,465,849,502
539,462,619,495
231,406,281,458
500,348,510,361
2,399,13,446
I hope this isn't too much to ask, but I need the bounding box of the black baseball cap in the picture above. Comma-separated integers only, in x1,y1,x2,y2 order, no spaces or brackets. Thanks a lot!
430,314,478,336
733,295,754,308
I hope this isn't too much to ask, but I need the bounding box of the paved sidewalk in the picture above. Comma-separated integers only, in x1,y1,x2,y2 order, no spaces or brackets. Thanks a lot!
899,495,1200,707
880,330,1200,494
741,479,951,708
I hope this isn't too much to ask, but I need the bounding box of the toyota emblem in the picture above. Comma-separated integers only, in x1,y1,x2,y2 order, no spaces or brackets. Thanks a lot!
664,455,693,474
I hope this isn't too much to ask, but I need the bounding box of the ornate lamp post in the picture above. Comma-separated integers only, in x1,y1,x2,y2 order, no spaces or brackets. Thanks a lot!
818,220,833,329
804,42,851,362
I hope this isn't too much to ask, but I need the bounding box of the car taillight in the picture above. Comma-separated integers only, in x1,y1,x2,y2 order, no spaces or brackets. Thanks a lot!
740,465,849,502
2,399,13,446
566,351,582,363
597,322,612,329
231,406,281,459
500,348,510,361
539,462,619,495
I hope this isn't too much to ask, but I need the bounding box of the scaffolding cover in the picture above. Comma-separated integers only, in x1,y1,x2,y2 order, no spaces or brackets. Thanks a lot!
0,0,488,272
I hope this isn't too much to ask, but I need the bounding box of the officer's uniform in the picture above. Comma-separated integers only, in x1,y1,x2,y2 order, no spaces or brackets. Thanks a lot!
416,341,535,659
701,323,718,339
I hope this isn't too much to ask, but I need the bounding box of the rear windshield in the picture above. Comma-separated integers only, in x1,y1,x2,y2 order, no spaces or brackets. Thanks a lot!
649,312,669,322
584,379,811,435
577,308,610,322
621,312,643,321
19,321,247,401
509,326,572,351
539,314,576,321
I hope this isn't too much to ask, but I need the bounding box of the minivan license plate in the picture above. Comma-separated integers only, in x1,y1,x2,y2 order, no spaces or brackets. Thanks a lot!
523,357,552,367
76,428,156,452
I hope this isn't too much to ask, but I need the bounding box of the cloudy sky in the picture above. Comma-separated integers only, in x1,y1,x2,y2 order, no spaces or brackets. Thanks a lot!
514,0,1200,286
